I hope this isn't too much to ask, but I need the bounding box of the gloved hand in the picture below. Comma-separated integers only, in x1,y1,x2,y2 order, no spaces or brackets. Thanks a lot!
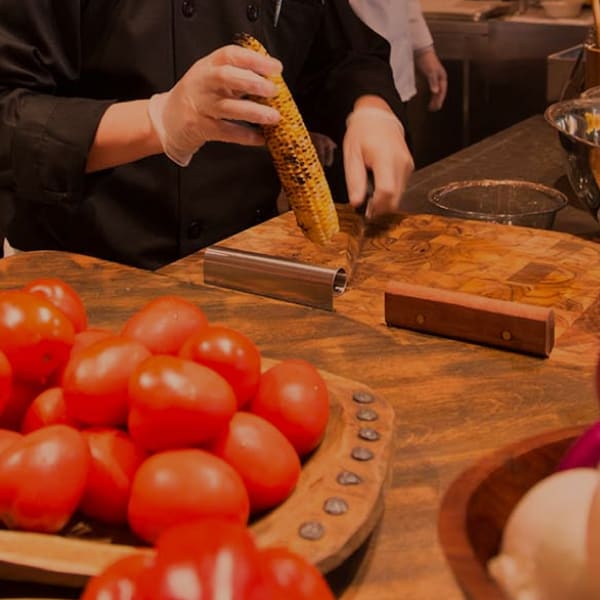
343,103,414,219
415,46,448,112
148,45,282,166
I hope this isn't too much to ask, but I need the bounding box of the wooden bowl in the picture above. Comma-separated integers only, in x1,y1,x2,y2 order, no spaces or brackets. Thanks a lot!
0,361,395,589
437,425,584,600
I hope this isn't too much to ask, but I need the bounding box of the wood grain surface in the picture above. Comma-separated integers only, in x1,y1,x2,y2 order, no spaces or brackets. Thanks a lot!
384,280,555,357
160,207,600,368
157,207,600,599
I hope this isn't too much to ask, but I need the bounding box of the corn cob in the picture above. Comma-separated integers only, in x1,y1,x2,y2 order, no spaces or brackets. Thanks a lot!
235,33,340,245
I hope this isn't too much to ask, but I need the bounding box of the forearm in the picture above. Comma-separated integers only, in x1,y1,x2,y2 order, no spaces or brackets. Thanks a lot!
354,94,396,113
353,95,407,135
86,100,163,173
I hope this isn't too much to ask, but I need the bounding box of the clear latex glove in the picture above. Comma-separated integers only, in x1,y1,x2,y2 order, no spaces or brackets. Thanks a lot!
148,45,282,166
343,107,414,219
415,46,448,112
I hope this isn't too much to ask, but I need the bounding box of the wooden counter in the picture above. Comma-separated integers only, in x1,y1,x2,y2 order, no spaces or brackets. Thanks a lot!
2,115,600,599
157,208,600,598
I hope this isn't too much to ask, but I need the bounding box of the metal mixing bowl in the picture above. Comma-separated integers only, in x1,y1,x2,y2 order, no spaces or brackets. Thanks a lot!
544,97,600,221
427,179,568,229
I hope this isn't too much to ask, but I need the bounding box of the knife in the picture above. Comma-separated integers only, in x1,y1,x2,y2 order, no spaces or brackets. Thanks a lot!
274,0,283,26
345,171,374,287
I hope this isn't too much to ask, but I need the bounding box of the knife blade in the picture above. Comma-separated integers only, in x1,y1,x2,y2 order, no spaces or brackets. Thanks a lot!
345,171,374,287
273,0,283,27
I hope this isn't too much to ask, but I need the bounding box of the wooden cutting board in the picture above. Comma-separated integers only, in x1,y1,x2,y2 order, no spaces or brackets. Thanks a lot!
162,207,600,367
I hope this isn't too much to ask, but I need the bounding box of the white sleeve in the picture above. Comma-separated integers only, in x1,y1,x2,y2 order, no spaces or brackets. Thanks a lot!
408,0,433,52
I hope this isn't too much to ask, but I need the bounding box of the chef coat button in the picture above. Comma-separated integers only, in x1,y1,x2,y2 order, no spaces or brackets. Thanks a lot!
246,3,260,21
181,0,195,18
255,208,263,223
187,220,203,239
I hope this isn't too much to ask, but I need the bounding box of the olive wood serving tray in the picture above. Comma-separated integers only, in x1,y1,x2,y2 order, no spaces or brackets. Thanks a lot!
437,425,584,600
0,359,394,589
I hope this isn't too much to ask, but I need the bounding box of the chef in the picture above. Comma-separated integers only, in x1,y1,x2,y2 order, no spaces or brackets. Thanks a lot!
0,0,413,269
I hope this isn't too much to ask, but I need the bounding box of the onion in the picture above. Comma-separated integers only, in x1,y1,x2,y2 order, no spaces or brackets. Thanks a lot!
488,468,600,600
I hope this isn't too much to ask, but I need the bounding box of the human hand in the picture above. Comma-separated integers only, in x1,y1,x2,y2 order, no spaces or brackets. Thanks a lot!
343,105,414,219
415,46,448,112
148,45,282,166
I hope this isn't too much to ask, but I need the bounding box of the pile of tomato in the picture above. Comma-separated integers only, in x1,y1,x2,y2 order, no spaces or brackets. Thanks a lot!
0,278,334,599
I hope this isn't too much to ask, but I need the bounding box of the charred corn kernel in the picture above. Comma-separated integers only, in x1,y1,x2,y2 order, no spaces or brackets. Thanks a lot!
235,33,339,244
585,112,600,133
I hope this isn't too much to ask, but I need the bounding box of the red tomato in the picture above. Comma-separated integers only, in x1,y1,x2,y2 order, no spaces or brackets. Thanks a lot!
0,429,22,453
79,428,148,525
0,350,11,416
0,424,91,532
20,387,79,434
179,325,262,409
128,448,250,544
135,519,271,600
62,336,151,427
71,328,115,354
0,290,75,384
23,277,88,333
209,412,301,514
121,296,208,355
128,355,237,452
249,359,330,457
0,379,45,431
49,327,115,387
81,552,154,600
259,547,335,600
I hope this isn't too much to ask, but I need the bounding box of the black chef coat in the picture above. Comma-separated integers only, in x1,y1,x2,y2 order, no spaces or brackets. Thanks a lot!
0,0,405,269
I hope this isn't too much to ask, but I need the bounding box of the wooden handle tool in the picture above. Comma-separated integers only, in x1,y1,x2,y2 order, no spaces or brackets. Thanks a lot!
384,281,555,357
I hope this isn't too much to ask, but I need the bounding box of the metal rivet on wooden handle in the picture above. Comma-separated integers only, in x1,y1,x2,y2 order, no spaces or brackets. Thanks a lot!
384,281,555,357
